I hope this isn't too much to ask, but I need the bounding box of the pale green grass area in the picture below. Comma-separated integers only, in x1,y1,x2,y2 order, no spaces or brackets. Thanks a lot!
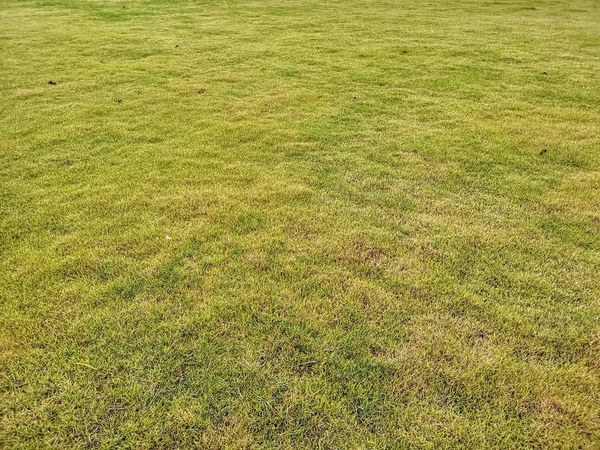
1,0,599,448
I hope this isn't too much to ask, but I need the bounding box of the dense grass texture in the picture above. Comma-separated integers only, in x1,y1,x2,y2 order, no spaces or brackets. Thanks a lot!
1,0,600,448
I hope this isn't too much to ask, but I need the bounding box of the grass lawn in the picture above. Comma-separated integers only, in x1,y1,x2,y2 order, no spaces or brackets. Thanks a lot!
1,0,599,447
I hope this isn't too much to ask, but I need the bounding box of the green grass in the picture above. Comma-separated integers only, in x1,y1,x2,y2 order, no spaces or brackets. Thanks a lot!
1,0,599,447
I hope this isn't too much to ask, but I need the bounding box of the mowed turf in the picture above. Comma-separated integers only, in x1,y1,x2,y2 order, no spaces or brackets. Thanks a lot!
1,0,599,448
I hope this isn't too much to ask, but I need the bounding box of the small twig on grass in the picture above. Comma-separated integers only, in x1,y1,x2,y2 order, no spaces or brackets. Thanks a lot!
75,362,98,370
